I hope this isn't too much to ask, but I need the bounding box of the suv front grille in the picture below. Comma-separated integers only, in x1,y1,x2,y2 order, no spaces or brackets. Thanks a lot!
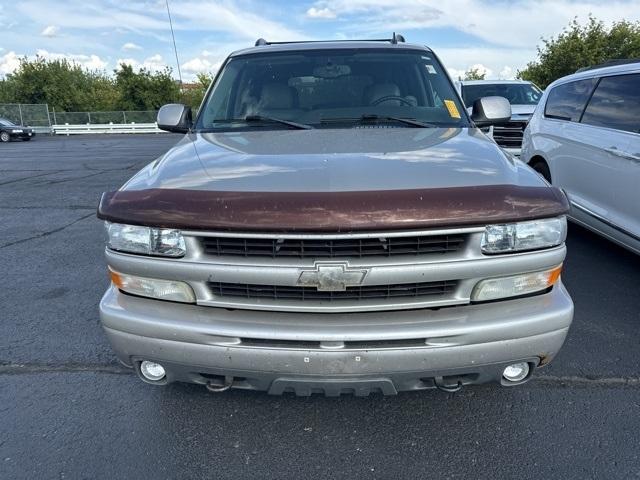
199,234,466,258
208,280,457,302
491,121,527,149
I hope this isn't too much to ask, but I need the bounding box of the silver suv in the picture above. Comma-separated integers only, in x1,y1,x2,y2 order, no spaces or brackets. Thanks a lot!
458,80,543,156
98,36,573,395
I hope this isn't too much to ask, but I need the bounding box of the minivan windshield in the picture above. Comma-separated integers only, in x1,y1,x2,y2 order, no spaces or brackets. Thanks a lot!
462,83,542,106
196,48,470,130
0,118,16,126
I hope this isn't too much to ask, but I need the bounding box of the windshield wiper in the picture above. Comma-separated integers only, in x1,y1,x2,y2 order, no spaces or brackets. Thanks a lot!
322,115,438,128
203,116,313,131
244,115,313,130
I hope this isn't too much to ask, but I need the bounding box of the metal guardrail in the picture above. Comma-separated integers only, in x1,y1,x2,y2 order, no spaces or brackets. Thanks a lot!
52,123,165,135
52,110,158,125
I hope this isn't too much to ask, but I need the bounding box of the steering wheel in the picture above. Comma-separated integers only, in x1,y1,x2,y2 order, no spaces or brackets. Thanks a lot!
371,95,414,106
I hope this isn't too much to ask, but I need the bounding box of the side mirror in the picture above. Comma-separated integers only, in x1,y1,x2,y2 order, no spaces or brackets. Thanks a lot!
470,96,511,127
157,104,192,133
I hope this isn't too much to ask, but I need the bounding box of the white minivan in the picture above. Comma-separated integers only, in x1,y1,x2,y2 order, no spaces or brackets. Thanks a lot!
522,61,640,254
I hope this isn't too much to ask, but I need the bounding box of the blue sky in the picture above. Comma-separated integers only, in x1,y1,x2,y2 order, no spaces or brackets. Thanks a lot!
1,0,639,81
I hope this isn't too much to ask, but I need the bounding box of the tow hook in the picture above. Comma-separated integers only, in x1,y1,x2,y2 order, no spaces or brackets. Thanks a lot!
205,376,234,393
434,376,463,393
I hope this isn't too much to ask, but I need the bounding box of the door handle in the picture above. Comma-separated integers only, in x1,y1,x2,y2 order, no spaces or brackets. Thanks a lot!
605,147,640,163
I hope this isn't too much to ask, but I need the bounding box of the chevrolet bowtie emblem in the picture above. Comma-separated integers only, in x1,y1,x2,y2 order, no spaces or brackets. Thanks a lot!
297,262,368,291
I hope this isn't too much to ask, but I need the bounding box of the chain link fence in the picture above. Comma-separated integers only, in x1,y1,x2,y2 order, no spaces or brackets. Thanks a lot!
0,104,51,129
0,104,160,134
51,110,157,125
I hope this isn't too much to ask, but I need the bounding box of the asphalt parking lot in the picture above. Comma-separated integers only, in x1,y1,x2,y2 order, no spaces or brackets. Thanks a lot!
1,134,639,479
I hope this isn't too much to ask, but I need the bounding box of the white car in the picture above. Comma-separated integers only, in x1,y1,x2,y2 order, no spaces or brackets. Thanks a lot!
457,80,543,156
522,61,640,254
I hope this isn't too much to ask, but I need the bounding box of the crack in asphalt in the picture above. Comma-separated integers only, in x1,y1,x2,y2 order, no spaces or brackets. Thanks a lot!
37,170,112,185
1,363,639,387
0,363,129,375
534,375,640,386
0,212,95,249
0,205,95,210
0,170,63,187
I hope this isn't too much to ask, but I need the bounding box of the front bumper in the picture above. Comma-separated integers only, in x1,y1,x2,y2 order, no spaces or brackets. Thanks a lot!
100,283,573,395
10,130,34,139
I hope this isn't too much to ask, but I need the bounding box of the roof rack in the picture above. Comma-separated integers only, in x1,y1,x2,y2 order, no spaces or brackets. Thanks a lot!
254,33,406,47
575,58,640,73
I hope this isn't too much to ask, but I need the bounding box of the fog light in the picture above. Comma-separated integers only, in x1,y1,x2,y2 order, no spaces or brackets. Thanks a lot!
140,361,166,381
503,362,530,382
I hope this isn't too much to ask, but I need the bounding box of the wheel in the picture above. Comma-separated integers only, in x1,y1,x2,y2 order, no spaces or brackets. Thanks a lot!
22,137,31,141
531,160,551,183
0,131,10,142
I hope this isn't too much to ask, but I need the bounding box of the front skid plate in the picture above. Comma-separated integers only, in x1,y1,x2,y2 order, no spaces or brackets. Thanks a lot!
268,377,398,396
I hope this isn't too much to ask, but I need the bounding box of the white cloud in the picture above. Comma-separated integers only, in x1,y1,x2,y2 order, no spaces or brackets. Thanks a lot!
168,2,309,41
116,54,168,72
0,51,21,76
40,25,59,37
499,66,514,80
446,67,465,81
0,49,109,76
35,49,108,70
17,1,167,32
436,46,534,80
181,56,221,75
468,63,492,78
306,7,337,19
143,54,165,70
306,0,640,48
16,0,307,42
122,42,142,51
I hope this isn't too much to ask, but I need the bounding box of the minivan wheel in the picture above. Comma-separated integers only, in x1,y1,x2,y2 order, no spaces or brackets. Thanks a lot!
0,131,10,142
531,160,551,183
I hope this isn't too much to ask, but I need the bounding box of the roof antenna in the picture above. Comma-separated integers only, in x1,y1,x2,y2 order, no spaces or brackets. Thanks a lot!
165,0,183,91
392,32,405,44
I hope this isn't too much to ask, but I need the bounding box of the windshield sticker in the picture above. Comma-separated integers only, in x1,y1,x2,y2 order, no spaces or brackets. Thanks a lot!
444,100,461,118
425,64,437,74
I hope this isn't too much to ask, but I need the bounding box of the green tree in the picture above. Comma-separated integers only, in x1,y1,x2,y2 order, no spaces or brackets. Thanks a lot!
463,67,486,81
180,72,214,110
114,63,180,110
518,16,640,88
0,56,117,111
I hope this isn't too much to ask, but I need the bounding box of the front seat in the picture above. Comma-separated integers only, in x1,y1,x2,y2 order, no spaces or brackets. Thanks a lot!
258,83,298,111
364,83,402,105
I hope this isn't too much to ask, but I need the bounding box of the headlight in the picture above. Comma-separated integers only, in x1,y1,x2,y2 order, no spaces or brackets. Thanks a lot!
106,222,186,257
12,129,23,133
109,268,196,303
471,265,562,302
481,217,566,254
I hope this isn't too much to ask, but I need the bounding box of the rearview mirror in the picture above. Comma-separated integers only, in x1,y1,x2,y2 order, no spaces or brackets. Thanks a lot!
157,104,192,133
470,96,511,127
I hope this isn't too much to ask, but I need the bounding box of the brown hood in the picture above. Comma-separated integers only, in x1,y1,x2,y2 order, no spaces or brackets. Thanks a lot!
97,185,569,232
97,128,569,232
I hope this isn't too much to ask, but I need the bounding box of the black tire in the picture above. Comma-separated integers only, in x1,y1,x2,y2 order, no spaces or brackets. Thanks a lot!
0,131,10,143
531,160,551,183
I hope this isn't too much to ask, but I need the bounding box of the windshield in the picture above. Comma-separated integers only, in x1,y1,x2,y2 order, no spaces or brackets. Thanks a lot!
462,83,542,106
0,118,16,126
196,49,469,130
